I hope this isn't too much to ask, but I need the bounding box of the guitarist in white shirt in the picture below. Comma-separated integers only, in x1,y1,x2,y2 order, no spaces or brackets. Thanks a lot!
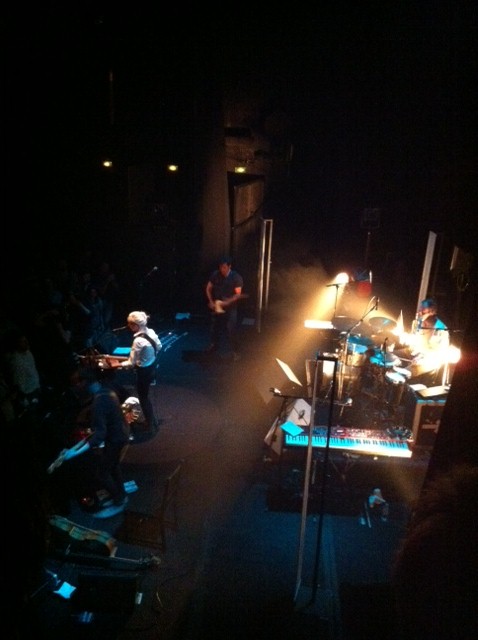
107,310,162,433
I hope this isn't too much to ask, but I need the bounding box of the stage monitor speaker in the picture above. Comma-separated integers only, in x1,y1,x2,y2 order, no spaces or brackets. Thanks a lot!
71,572,138,613
404,387,446,449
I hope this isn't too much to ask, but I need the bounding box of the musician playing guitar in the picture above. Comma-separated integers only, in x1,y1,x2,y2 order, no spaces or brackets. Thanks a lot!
106,310,162,433
55,367,130,516
205,256,245,358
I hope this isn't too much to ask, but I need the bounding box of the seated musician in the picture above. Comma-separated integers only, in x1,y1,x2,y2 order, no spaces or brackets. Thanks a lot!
398,298,450,386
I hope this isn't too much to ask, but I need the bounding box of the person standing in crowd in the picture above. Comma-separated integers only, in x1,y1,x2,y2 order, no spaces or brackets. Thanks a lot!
107,311,161,433
3,332,43,418
94,260,121,330
205,256,244,358
67,283,106,353
392,463,478,640
60,367,131,516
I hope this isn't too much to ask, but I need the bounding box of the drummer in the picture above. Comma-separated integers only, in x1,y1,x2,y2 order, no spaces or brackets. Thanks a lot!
398,298,450,386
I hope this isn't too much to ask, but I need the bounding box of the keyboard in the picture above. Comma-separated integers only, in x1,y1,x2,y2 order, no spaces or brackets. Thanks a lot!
284,427,412,458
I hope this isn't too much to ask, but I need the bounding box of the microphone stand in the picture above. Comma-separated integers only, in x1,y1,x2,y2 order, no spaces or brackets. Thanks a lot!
294,353,338,607
327,283,343,319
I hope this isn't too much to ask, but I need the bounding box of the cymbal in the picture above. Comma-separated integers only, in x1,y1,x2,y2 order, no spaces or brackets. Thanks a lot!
332,316,359,332
368,316,397,333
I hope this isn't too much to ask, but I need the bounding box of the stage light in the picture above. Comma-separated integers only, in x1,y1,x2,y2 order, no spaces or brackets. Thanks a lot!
334,272,350,285
304,319,334,329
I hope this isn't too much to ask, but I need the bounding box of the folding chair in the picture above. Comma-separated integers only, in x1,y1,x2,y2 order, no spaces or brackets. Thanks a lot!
122,460,184,551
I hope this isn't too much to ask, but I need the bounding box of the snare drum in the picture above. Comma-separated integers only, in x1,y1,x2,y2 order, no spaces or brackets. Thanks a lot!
385,370,406,406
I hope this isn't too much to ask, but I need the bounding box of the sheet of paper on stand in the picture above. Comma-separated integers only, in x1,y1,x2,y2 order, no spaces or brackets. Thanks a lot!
280,421,305,437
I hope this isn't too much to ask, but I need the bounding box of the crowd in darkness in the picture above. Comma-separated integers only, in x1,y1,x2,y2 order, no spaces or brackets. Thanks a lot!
1,248,124,428
3,246,130,631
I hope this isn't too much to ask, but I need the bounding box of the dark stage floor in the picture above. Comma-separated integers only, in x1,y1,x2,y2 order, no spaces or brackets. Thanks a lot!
17,312,431,640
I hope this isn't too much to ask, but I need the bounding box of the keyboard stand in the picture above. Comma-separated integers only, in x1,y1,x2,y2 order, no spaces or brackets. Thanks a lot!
332,452,361,487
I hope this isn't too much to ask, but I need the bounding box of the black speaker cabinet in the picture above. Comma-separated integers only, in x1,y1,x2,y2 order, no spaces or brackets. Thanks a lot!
404,388,447,449
71,572,138,613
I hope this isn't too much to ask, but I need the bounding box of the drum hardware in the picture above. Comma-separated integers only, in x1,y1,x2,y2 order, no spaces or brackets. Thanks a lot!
384,370,406,408
330,298,383,403
355,354,408,426
386,426,412,440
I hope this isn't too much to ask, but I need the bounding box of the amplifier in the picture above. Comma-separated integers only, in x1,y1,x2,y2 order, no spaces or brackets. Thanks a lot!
404,387,447,449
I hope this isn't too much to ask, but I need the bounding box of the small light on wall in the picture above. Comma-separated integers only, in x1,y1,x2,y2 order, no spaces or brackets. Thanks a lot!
102,159,113,168
167,164,179,172
234,166,247,174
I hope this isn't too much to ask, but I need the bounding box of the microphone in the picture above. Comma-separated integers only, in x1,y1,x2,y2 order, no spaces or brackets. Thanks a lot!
375,296,379,310
146,266,158,278
326,283,341,287
112,326,127,332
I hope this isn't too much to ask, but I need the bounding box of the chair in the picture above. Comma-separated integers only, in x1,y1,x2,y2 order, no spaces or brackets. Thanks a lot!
122,459,184,551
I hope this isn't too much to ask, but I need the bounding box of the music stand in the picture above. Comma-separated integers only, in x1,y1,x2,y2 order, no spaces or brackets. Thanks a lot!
263,359,309,462
275,358,303,388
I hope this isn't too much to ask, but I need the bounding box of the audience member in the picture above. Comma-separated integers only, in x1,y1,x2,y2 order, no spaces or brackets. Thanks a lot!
67,283,106,353
0,368,16,427
28,305,78,400
3,332,43,417
94,260,121,329
392,463,478,640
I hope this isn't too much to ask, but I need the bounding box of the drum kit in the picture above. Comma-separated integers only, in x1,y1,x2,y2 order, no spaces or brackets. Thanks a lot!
325,315,411,412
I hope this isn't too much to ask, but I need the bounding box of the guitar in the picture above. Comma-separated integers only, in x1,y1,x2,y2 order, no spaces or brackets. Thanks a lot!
47,433,92,474
49,515,161,568
213,293,249,314
100,355,129,369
